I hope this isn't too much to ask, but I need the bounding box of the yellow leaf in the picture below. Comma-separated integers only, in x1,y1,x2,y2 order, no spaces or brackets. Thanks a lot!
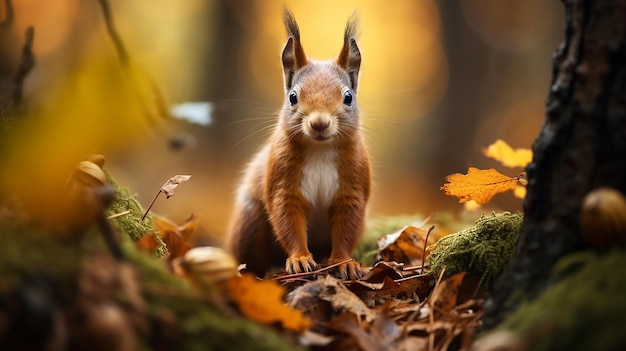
483,139,532,168
441,167,521,205
227,274,311,332
514,185,527,199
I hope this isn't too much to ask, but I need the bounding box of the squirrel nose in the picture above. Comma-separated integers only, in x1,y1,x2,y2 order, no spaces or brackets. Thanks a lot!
310,119,330,131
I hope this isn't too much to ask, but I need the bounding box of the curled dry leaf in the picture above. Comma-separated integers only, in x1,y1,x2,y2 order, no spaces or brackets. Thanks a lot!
376,226,439,267
287,275,378,323
160,175,191,198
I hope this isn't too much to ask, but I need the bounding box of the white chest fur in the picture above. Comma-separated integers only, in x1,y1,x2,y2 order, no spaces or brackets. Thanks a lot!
301,147,339,208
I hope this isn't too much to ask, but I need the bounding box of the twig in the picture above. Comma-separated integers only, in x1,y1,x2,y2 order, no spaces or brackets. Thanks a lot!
12,26,35,106
274,258,354,281
427,267,445,351
393,273,432,283
96,0,189,149
0,0,14,29
96,0,129,65
141,190,162,221
97,210,126,261
420,225,435,274
107,209,131,219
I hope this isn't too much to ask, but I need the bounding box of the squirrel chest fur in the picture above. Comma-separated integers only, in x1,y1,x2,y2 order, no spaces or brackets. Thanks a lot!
226,9,371,279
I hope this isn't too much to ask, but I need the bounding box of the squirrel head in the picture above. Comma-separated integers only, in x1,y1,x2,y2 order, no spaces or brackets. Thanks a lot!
279,8,362,144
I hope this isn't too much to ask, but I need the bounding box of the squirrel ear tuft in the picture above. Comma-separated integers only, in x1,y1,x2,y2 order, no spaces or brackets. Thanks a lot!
337,14,361,91
281,8,307,91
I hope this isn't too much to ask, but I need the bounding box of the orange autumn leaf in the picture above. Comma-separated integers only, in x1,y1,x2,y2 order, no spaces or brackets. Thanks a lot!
482,139,532,168
137,214,198,261
227,274,311,332
441,167,522,205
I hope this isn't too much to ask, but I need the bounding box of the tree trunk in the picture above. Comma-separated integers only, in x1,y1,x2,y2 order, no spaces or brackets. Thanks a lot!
485,0,626,327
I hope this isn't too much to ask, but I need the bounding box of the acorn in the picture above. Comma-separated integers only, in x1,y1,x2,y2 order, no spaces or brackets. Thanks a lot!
177,247,238,290
580,187,626,251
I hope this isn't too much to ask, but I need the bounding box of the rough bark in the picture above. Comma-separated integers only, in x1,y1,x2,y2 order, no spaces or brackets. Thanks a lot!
485,0,626,327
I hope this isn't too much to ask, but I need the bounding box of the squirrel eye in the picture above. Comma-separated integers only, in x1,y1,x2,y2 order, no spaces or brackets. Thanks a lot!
288,91,298,106
343,91,353,106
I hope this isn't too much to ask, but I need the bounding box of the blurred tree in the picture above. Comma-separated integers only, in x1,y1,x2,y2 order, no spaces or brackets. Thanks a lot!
485,0,626,327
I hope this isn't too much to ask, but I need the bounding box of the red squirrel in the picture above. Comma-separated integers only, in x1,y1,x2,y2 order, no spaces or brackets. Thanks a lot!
225,9,371,279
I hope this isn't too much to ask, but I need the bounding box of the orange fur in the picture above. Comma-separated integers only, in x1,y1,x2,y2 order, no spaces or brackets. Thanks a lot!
226,9,370,279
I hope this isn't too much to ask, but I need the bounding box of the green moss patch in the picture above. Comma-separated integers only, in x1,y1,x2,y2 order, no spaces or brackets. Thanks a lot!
428,212,523,288
495,249,626,350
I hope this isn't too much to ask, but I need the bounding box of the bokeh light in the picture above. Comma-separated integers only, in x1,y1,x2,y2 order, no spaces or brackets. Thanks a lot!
0,1,563,240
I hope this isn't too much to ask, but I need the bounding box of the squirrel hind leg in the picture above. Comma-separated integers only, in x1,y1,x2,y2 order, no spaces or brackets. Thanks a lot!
226,199,280,277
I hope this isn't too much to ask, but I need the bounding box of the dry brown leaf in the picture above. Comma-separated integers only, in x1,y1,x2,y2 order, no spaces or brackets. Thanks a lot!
160,175,191,198
441,167,522,205
482,139,532,168
318,276,378,323
377,226,439,266
227,274,310,332
430,272,466,312
348,275,433,301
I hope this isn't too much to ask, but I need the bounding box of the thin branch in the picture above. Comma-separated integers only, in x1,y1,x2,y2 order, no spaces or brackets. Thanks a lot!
274,258,355,281
96,0,129,65
107,209,131,219
95,0,188,148
0,0,14,30
420,225,435,274
12,26,35,106
141,190,162,221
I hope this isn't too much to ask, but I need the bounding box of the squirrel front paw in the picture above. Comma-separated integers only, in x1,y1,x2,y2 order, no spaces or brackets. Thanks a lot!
329,259,364,280
285,255,318,274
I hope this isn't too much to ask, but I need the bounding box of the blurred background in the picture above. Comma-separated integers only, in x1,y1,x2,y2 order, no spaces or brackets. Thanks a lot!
0,0,562,241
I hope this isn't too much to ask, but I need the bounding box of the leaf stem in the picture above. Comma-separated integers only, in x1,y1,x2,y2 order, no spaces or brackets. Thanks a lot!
142,190,162,221
420,225,435,274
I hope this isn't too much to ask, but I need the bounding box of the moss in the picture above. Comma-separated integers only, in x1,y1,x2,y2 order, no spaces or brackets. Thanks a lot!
0,222,83,291
119,237,299,351
428,212,523,288
105,171,167,257
494,249,626,350
0,221,299,351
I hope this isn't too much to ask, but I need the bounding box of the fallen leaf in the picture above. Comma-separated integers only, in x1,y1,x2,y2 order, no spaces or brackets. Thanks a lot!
160,174,191,198
137,214,198,262
430,272,465,311
326,304,403,351
227,274,310,332
348,275,433,301
287,275,378,323
482,139,532,168
318,276,378,323
376,226,439,267
441,167,522,205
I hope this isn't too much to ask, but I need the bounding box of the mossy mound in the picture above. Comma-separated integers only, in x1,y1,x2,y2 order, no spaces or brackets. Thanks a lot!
105,171,167,258
0,221,299,351
428,212,523,288
493,249,626,350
